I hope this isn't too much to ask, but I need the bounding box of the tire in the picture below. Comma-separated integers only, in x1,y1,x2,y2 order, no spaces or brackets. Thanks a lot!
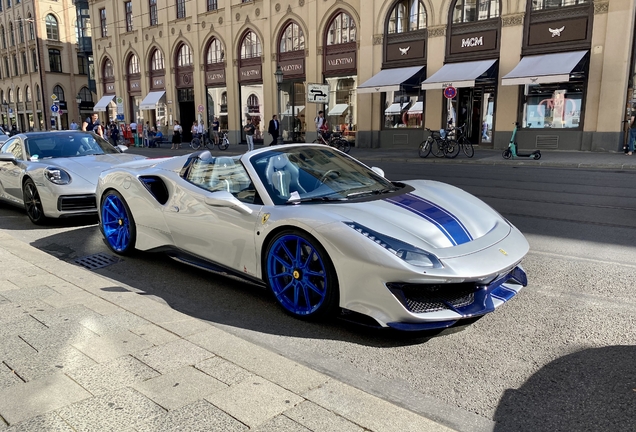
534,152,542,160
218,139,229,150
22,178,47,225
461,139,474,158
432,140,445,158
418,138,432,158
264,230,339,320
204,140,216,151
190,138,201,150
336,139,351,154
502,149,512,159
444,140,460,159
100,190,136,255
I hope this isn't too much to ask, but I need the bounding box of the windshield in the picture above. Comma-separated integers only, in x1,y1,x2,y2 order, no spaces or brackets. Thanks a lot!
250,146,396,205
25,132,120,160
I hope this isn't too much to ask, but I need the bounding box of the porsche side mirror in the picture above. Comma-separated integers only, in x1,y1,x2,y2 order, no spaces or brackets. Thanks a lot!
117,145,128,153
204,191,253,215
371,166,385,177
0,153,16,163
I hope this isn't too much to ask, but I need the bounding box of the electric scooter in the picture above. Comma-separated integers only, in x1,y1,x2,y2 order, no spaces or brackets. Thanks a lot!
502,122,541,160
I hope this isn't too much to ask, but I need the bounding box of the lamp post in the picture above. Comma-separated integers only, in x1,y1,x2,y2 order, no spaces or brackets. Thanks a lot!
274,65,284,145
76,93,82,126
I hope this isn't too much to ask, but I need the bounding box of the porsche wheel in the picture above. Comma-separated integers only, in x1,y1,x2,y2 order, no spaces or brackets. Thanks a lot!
23,178,47,225
100,190,136,255
265,230,339,319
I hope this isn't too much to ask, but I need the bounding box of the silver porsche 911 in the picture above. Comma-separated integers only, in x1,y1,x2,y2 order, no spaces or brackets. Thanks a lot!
97,145,529,330
0,131,146,224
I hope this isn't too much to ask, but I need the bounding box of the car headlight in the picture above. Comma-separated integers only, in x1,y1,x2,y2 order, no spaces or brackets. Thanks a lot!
344,222,443,268
44,167,71,185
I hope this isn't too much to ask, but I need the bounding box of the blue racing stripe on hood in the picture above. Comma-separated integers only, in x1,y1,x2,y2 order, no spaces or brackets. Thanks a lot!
385,193,473,246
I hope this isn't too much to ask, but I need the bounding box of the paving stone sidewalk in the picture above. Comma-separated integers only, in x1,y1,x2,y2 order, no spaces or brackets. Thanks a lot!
0,231,454,432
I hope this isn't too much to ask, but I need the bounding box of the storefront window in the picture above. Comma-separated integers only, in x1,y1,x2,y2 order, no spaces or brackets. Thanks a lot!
240,84,263,141
326,76,357,136
522,82,583,129
452,0,499,23
279,82,305,142
206,87,228,131
387,0,427,34
383,91,422,129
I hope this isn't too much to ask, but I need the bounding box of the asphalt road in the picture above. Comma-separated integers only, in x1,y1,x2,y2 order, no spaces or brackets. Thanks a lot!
1,160,635,432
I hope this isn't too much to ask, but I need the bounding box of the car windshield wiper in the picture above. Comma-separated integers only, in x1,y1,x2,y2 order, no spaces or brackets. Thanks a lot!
345,187,399,199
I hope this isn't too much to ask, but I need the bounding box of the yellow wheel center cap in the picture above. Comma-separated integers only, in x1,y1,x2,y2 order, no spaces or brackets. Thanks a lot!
118,219,123,226
293,270,300,279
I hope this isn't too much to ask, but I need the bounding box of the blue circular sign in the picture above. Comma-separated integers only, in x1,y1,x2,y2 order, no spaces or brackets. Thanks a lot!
444,86,457,99
51,104,59,113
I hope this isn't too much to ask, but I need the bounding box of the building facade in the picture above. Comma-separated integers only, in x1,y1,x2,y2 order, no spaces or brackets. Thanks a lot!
0,0,91,131
90,0,635,151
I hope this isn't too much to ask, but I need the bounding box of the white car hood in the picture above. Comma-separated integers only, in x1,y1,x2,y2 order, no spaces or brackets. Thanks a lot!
41,154,145,185
322,180,511,259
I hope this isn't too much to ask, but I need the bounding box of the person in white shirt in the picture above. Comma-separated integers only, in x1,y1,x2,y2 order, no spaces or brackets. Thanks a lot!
196,121,204,135
69,120,78,130
314,111,325,131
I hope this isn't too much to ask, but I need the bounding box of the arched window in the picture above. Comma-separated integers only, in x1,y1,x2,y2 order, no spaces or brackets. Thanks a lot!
25,85,31,102
28,14,35,40
247,94,259,113
17,18,24,43
46,14,59,41
221,92,227,105
16,87,22,102
176,43,192,67
79,86,92,102
206,38,224,64
387,0,426,34
53,85,64,101
9,22,15,46
279,22,304,53
453,0,499,23
0,25,5,49
240,31,261,59
128,54,140,74
327,12,356,45
150,49,164,70
7,88,13,103
103,58,114,78
532,0,587,10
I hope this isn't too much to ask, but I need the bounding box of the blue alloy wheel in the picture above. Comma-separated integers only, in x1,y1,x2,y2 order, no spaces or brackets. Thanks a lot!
101,191,136,255
266,231,338,319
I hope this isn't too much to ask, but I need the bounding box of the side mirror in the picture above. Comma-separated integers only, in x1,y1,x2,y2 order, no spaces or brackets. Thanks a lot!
371,166,385,178
0,153,16,163
204,191,253,215
117,145,128,152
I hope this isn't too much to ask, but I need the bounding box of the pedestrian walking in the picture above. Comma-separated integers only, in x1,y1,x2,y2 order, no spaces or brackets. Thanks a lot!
171,121,182,150
627,107,636,156
268,115,280,146
244,117,256,152
143,121,150,147
70,120,79,130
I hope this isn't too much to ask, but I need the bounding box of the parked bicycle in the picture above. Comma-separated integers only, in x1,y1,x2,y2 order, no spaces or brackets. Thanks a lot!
190,130,229,151
453,124,474,158
313,131,351,153
419,128,459,158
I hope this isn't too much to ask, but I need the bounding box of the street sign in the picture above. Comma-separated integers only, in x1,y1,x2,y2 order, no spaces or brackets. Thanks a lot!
51,94,57,101
197,104,205,113
116,114,125,121
51,105,59,113
8,108,13,114
116,96,124,114
307,83,329,104
443,86,457,99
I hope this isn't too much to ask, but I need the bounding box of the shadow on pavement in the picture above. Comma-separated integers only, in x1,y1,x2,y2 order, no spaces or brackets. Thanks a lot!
27,225,467,347
493,345,636,432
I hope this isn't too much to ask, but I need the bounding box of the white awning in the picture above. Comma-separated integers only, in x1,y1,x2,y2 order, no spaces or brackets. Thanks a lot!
328,104,349,116
94,95,115,112
407,101,424,114
358,66,424,94
421,59,497,90
140,91,166,110
385,103,408,115
502,51,587,86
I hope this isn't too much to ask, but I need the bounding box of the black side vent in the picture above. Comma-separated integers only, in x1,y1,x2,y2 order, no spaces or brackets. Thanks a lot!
140,176,169,205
